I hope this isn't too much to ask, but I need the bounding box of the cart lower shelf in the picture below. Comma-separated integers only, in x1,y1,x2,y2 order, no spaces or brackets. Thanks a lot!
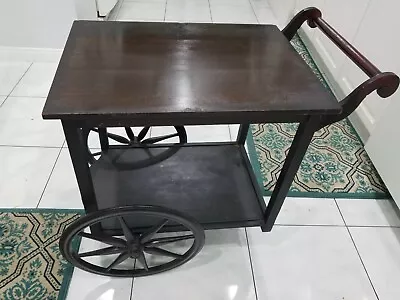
89,143,266,231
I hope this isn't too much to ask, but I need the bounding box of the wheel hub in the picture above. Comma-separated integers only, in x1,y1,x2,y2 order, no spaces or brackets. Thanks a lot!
127,240,143,258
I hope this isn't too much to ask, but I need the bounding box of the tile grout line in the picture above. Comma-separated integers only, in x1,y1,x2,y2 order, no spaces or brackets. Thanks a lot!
334,199,381,300
112,0,125,21
248,0,259,24
0,144,62,149
208,0,213,22
129,259,138,300
35,142,65,208
129,275,135,300
7,62,33,96
6,95,48,99
0,62,33,108
268,223,400,228
228,125,233,141
244,228,259,300
276,223,346,228
164,0,168,21
348,224,400,228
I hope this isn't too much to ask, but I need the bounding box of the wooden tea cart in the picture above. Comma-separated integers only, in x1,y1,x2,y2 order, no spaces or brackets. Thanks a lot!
42,7,399,277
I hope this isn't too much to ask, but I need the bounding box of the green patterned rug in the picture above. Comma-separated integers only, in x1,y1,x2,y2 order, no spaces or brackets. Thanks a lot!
0,209,82,300
247,35,389,199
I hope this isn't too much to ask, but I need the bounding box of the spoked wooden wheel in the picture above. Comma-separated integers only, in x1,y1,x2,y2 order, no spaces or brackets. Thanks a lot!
60,206,205,277
83,126,187,165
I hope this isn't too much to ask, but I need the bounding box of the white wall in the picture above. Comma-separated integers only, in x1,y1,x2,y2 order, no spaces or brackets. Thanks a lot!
336,0,400,133
0,0,78,49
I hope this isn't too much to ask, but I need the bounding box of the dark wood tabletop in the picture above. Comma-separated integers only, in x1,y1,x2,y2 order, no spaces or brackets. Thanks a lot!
42,21,340,126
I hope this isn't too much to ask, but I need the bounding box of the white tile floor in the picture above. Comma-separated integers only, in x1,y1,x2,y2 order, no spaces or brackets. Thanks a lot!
1,0,400,299
108,0,279,24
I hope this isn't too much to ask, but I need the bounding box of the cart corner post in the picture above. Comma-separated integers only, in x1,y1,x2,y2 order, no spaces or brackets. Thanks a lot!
237,124,250,145
62,120,99,214
262,115,321,232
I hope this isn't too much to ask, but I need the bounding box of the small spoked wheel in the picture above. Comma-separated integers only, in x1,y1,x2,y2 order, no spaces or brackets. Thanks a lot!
60,206,205,277
83,126,187,165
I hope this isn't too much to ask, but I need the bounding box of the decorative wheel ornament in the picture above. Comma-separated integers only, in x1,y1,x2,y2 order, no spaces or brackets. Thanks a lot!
59,205,205,277
83,126,187,165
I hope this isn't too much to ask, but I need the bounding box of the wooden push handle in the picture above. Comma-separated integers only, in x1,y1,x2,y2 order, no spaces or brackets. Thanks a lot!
283,7,382,78
312,17,380,78
282,7,399,128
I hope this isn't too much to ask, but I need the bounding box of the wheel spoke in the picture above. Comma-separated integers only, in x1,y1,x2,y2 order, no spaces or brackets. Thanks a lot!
145,234,194,247
92,128,130,144
124,127,136,142
79,232,127,248
79,246,123,258
141,133,179,144
144,247,183,259
140,219,169,243
137,251,149,271
107,132,130,144
106,251,130,271
137,126,150,141
118,216,136,243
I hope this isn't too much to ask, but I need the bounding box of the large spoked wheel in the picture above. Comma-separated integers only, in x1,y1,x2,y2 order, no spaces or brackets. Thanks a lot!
83,126,187,165
60,205,205,277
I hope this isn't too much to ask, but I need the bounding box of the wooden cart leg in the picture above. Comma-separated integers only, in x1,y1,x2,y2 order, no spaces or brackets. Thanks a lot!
237,124,250,145
62,121,98,213
262,116,320,232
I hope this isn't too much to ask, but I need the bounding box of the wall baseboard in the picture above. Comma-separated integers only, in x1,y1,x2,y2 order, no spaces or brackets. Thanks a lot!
298,29,370,143
0,46,62,63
